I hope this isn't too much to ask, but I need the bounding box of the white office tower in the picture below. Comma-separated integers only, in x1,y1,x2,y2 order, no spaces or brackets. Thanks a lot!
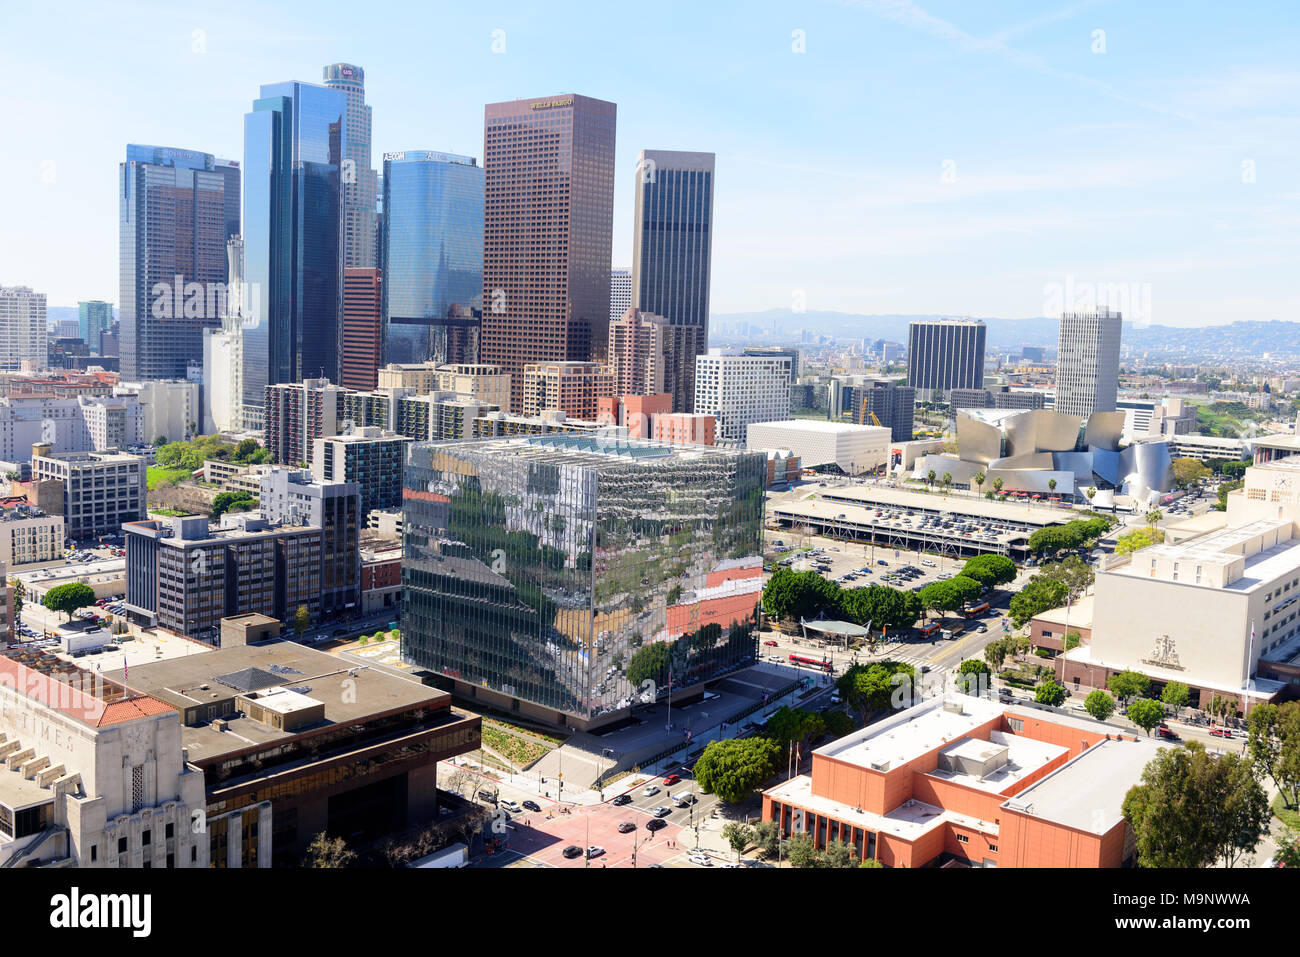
0,286,48,371
203,237,247,433
694,354,792,446
610,267,632,321
323,63,379,268
1055,308,1121,419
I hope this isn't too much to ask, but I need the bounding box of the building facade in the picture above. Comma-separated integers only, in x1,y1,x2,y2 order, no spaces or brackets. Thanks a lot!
481,95,617,412
0,286,48,372
521,361,616,420
264,378,343,466
694,354,792,446
854,378,916,443
745,420,891,474
258,467,361,616
609,267,632,321
341,268,383,389
1055,309,1122,419
32,451,145,541
311,427,411,516
907,319,986,396
241,82,347,427
381,151,484,365
322,63,378,269
401,435,765,729
78,301,113,355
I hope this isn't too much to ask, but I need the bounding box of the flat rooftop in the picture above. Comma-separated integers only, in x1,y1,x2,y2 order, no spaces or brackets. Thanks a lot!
1002,735,1164,834
930,730,1067,794
1252,433,1300,451
1031,593,1095,629
747,420,891,436
104,639,448,763
421,434,756,470
812,484,1078,526
816,696,1006,772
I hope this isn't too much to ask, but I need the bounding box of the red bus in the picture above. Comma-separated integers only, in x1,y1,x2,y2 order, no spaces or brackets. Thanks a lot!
916,621,940,638
964,602,990,619
789,654,832,672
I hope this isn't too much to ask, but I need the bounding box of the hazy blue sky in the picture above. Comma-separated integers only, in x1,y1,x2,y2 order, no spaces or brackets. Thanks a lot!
3,0,1298,326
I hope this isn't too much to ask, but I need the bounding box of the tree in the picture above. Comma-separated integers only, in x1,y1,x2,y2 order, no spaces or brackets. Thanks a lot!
1273,826,1300,868
785,832,820,868
1085,486,1097,503
1146,509,1162,527
1034,679,1066,707
211,490,257,519
920,577,979,618
751,819,781,859
1160,682,1190,714
9,577,23,618
1047,478,1057,495
294,604,310,639
694,737,780,804
824,839,855,868
1084,689,1116,721
836,661,915,724
1123,742,1267,868
1036,555,1094,601
972,471,985,496
722,821,753,861
1115,526,1164,555
859,857,884,868
1127,698,1165,736
822,709,855,738
304,832,356,868
926,469,936,488
1107,670,1150,707
1247,702,1300,810
41,582,96,622
1171,457,1211,488
766,706,826,755
954,659,991,696
940,472,952,495
991,477,1004,495
153,434,168,447
959,554,1016,589
627,641,672,689
983,638,1009,670
1063,630,1082,652
1008,578,1068,627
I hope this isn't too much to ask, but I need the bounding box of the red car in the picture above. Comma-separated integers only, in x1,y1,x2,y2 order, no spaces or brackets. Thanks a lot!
763,640,779,647
1209,727,1233,738
663,773,681,786
1156,725,1178,739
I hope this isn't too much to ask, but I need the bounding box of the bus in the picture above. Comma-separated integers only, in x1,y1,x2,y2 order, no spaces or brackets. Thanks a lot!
916,621,940,638
788,654,832,672
964,602,990,619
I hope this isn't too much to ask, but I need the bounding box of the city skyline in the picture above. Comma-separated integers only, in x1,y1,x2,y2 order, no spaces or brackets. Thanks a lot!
2,2,1297,327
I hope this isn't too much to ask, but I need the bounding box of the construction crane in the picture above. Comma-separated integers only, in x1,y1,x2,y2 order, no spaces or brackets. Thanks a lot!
858,397,883,429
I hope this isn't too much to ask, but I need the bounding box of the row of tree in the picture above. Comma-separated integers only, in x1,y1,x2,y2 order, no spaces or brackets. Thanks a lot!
1026,517,1111,557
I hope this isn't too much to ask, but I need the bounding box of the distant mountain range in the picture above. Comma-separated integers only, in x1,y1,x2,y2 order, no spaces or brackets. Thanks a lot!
709,310,1300,357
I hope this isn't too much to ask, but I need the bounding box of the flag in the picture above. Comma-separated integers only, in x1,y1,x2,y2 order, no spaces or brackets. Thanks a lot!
123,655,128,680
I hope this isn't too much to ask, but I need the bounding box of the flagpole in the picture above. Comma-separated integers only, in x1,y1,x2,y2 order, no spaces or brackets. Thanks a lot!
1242,620,1254,718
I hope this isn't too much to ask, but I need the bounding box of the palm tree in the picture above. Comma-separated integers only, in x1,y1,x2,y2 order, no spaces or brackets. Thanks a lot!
941,472,952,496
1146,508,1162,527
973,471,985,496
1047,478,1057,499
992,477,1004,496
926,469,936,488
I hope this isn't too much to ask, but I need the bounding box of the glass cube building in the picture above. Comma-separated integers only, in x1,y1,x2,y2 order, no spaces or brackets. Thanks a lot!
401,435,766,729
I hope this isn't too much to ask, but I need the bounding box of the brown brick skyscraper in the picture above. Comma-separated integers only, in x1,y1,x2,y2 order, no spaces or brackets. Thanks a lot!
341,268,382,389
482,94,617,412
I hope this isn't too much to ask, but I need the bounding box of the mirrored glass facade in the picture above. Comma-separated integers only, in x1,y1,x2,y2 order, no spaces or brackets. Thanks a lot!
381,151,484,365
401,436,765,727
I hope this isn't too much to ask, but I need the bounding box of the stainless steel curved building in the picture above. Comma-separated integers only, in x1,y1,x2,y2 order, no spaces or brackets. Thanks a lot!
916,409,1173,502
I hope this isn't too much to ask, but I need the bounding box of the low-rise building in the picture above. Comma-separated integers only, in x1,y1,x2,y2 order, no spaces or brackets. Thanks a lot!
746,419,891,475
0,501,64,566
32,450,145,541
762,695,1155,867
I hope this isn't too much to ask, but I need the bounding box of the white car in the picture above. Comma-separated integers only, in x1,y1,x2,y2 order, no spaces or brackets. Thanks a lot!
643,784,660,796
500,799,522,813
688,853,713,866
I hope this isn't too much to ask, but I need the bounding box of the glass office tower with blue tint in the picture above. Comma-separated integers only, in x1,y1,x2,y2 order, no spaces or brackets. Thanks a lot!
241,82,346,429
381,151,484,365
119,145,240,381
401,435,765,730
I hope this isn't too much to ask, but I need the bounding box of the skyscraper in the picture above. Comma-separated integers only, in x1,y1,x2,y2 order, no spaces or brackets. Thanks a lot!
381,151,484,366
694,354,791,446
341,268,383,390
481,94,617,412
119,145,240,381
907,318,986,397
0,286,47,371
631,149,715,402
78,301,113,354
241,82,347,428
1056,308,1122,418
609,266,632,320
322,63,378,269
855,378,916,443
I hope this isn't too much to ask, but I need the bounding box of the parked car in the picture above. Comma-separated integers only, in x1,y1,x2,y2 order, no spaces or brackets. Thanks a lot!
663,773,681,786
688,853,713,866
586,846,605,859
500,799,522,813
562,845,583,859
642,784,660,797
1156,724,1178,739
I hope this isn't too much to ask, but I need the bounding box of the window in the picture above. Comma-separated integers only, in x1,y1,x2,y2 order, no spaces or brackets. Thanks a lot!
118,836,127,853
142,829,151,846
957,834,969,844
1007,717,1024,732
989,844,998,852
166,822,174,839
90,844,97,862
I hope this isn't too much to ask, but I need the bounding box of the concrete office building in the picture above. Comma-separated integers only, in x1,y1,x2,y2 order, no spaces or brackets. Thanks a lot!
746,420,891,475
741,347,800,384
311,427,411,516
907,319,986,398
381,151,483,365
241,82,347,427
107,639,479,867
122,514,321,644
78,301,113,355
341,268,383,390
1055,309,1122,419
113,379,197,444
33,450,145,541
401,434,765,729
0,503,63,566
854,378,916,443
694,354,791,446
481,95,617,412
258,467,361,616
609,267,632,321
0,394,143,459
322,63,378,269
0,286,48,372
119,145,240,381
0,648,209,868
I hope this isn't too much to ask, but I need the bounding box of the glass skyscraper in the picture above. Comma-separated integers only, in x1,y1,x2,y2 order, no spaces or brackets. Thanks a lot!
119,145,240,381
632,151,715,332
401,435,765,729
381,151,484,365
241,82,347,428
78,300,113,354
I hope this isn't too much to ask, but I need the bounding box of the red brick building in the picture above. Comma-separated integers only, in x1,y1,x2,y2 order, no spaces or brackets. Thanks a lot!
341,268,383,390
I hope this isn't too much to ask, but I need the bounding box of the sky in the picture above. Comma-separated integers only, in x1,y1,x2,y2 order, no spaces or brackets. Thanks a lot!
2,0,1298,327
